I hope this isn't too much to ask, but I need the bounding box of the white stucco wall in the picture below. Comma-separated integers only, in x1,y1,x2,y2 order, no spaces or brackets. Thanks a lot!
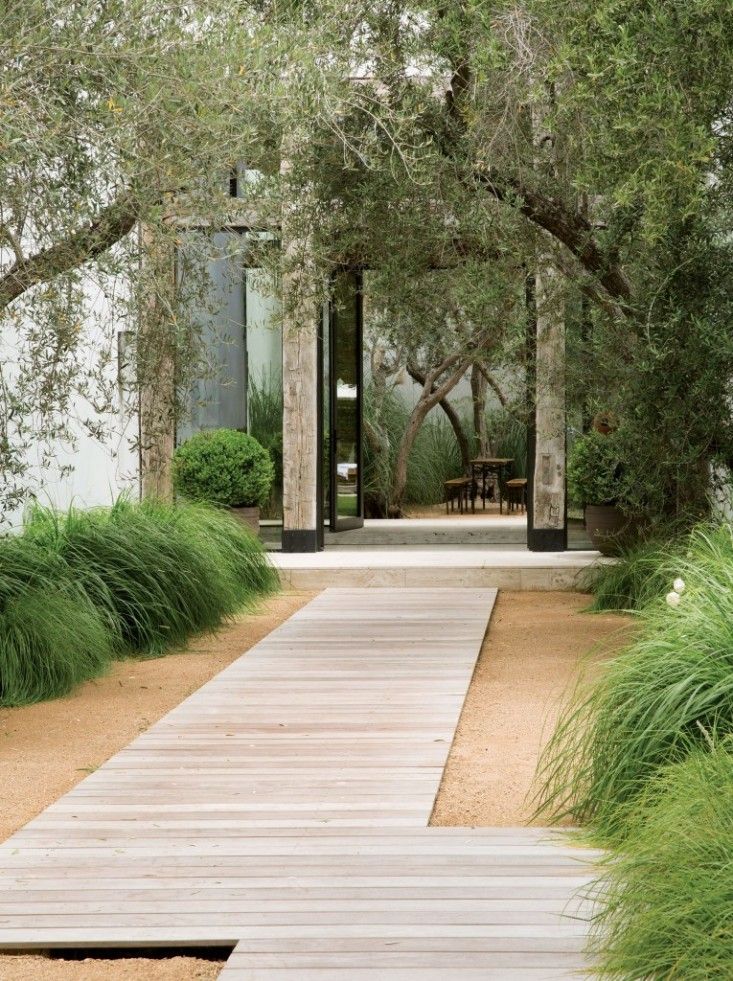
1,269,139,528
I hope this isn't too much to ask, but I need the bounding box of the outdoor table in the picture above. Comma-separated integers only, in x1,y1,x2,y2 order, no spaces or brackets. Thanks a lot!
469,457,514,514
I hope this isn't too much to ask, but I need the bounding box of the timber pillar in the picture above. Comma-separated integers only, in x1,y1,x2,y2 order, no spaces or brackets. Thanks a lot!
280,143,323,553
527,265,567,551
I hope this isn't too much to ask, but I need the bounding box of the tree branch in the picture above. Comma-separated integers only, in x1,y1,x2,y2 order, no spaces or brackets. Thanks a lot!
0,193,138,312
0,224,25,266
407,362,470,469
475,362,508,408
438,33,633,315
474,170,634,311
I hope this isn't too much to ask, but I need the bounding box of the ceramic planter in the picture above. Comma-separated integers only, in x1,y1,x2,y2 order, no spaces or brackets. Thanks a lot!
585,504,636,556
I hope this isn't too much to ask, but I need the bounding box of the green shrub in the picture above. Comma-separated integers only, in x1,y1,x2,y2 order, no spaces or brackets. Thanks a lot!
25,498,278,658
0,537,113,705
172,428,274,508
535,521,733,844
590,743,733,979
567,429,633,508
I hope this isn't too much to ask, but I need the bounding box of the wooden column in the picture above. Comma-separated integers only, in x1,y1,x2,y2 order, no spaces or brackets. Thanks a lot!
527,82,567,551
280,145,323,552
528,262,566,550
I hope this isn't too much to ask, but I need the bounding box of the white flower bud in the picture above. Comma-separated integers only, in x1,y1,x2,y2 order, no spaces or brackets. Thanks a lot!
666,591,681,608
673,578,686,594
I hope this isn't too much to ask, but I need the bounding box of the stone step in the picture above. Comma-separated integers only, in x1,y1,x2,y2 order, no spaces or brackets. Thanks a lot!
272,549,606,592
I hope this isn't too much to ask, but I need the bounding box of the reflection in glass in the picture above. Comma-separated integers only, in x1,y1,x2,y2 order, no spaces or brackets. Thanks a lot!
332,272,361,522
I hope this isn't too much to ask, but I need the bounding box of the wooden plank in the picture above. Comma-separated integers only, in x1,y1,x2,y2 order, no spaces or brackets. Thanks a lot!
0,587,597,977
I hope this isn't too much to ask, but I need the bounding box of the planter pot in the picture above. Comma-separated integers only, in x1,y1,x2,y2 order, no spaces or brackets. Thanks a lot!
584,504,638,556
230,506,260,535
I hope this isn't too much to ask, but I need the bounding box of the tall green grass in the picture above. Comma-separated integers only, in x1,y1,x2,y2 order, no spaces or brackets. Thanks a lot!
406,411,463,506
0,537,114,705
535,521,733,844
248,368,283,518
584,532,685,611
590,743,733,979
0,499,277,704
25,499,278,657
484,409,528,478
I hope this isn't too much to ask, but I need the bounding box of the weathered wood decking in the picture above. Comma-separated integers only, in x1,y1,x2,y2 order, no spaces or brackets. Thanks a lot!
0,588,595,978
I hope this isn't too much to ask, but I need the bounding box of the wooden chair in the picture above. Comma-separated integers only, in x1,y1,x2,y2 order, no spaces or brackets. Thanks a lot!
505,477,528,513
444,476,473,514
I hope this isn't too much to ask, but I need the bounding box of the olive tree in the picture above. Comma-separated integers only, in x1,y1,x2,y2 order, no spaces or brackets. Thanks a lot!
0,0,282,514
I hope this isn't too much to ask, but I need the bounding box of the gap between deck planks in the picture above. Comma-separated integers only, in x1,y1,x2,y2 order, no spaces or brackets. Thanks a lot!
0,587,596,979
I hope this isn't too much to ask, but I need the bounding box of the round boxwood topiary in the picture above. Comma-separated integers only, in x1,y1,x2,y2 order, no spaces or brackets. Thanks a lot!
567,429,632,508
172,429,275,509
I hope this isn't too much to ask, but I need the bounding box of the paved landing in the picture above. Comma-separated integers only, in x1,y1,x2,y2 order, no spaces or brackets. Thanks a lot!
0,588,595,978
272,550,604,591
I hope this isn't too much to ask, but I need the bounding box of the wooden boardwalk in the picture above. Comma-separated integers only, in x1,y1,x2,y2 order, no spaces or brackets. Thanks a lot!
0,588,595,978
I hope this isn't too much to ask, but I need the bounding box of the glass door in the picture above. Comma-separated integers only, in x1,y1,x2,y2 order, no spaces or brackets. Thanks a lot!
328,270,364,531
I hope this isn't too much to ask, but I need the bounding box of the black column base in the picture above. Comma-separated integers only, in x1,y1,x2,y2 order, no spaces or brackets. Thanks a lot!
281,529,323,553
527,527,567,552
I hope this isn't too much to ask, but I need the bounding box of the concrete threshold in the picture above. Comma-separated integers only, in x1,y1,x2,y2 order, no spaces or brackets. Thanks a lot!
271,548,608,591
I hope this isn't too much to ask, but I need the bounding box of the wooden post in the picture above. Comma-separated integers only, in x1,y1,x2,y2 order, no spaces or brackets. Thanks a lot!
527,82,567,551
280,142,323,552
528,262,566,550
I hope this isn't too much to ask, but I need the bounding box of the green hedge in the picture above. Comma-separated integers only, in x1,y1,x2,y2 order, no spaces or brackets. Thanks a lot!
0,499,278,705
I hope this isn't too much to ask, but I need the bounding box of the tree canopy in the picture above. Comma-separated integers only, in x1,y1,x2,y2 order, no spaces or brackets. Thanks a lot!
3,0,733,520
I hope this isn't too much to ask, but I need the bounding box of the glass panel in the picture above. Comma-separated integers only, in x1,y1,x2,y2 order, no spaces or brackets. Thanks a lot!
333,272,361,521
322,302,331,524
245,268,283,530
177,231,247,443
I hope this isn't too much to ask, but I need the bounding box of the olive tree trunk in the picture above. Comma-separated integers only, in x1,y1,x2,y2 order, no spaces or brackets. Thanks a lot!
470,363,488,457
388,356,470,516
139,225,176,500
407,364,470,471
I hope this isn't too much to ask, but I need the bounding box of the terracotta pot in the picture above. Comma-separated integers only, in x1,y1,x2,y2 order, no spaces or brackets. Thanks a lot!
230,506,260,534
584,504,637,556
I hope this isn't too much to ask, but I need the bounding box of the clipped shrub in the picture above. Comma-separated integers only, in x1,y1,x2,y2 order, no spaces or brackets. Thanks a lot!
590,744,733,979
172,428,274,508
0,537,113,705
535,521,733,843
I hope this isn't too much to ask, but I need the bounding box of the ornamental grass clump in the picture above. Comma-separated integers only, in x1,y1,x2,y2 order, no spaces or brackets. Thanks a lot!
24,498,277,659
584,533,683,611
590,743,733,980
0,536,113,705
535,521,733,844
